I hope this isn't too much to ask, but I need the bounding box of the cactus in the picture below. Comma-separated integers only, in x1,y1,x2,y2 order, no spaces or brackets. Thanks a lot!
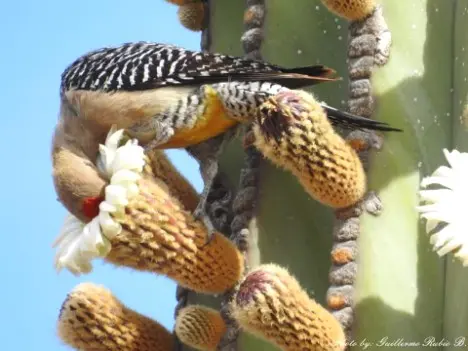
444,1,468,345
320,0,376,21
175,305,227,350
231,264,346,351
57,283,175,351
106,157,244,295
172,0,468,350
251,90,366,209
53,128,244,294
145,149,200,213
177,2,205,32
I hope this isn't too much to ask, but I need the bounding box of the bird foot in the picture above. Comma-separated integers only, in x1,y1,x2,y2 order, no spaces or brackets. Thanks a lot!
193,203,217,246
126,118,175,150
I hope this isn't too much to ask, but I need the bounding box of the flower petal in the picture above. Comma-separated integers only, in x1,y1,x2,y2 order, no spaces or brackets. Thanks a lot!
99,201,118,213
97,144,115,178
111,169,141,184
419,189,454,204
80,218,104,254
420,175,456,190
417,202,452,218
53,127,146,276
425,218,440,234
111,143,145,174
105,126,124,152
99,211,122,238
417,148,468,266
54,234,84,273
52,215,83,248
454,245,468,266
105,185,129,207
431,165,454,179
436,237,463,256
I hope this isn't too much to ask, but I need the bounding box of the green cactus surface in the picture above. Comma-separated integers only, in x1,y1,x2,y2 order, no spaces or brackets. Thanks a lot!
210,0,350,350
184,0,468,350
355,1,451,348
443,1,468,349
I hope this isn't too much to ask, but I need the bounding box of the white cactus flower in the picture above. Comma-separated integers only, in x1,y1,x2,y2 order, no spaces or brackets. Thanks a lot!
417,149,468,266
104,185,130,208
98,211,122,239
53,215,99,275
53,127,145,275
111,140,146,174
96,126,125,178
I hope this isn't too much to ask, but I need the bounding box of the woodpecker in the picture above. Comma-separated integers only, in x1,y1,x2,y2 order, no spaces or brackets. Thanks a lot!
54,41,401,242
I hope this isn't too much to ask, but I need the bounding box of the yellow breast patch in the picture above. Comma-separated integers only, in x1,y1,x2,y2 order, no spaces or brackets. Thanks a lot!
157,86,238,149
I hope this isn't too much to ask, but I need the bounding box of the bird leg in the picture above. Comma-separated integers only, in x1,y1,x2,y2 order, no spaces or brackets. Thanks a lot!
187,129,237,244
127,116,219,245
194,157,219,244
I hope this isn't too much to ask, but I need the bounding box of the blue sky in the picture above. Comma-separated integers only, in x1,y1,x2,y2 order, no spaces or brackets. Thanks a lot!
1,1,204,349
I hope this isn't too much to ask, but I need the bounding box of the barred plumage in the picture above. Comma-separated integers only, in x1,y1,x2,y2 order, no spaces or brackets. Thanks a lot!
60,41,401,133
159,81,285,129
53,41,401,246
60,41,335,94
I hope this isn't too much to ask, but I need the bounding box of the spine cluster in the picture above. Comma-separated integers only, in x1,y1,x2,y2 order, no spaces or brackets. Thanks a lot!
105,162,244,295
173,4,217,349
321,0,392,344
217,1,266,350
175,305,227,351
230,264,346,351
146,149,200,213
319,0,376,21
52,2,396,351
249,87,369,343
165,0,206,32
57,283,174,351
252,90,367,209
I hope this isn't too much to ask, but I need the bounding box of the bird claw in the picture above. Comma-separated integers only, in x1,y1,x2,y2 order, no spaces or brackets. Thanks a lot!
143,138,161,152
144,126,175,151
193,206,217,246
193,201,205,221
192,195,216,245
126,118,175,150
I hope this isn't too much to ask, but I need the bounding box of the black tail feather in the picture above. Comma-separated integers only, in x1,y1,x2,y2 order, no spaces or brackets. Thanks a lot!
282,65,337,79
177,68,339,89
322,104,403,132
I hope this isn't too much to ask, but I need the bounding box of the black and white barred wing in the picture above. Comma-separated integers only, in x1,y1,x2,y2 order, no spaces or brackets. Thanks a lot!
60,42,336,94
